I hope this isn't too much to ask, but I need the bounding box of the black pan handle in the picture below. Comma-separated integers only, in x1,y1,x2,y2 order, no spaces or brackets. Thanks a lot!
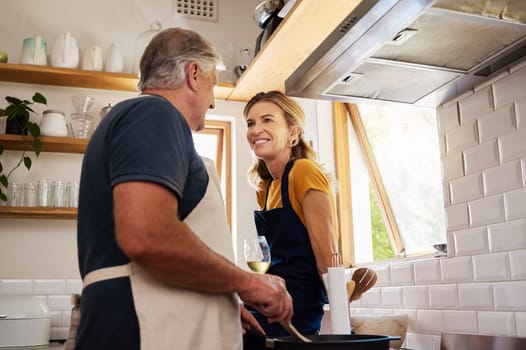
244,328,275,349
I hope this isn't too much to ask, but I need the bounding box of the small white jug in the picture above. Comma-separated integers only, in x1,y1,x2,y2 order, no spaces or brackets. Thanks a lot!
51,32,79,69
82,46,103,71
104,44,124,73
20,35,47,66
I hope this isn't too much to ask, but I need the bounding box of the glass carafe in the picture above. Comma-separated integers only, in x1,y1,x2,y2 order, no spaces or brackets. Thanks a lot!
70,95,95,138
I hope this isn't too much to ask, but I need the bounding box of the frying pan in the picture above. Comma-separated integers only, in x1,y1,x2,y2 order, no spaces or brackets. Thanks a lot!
245,330,400,350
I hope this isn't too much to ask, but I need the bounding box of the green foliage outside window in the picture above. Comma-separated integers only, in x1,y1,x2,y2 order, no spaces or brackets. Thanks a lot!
370,184,394,261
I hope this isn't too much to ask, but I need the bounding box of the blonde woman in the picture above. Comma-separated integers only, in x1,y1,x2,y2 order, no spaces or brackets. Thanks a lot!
243,91,338,344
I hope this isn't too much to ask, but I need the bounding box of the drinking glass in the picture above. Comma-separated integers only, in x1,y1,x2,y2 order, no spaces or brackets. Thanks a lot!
244,235,271,274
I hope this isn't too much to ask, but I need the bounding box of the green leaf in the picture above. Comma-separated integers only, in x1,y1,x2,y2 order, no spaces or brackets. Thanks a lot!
5,96,22,105
0,175,7,188
0,191,7,202
33,138,42,156
33,92,47,105
27,122,41,138
23,156,32,170
0,144,3,155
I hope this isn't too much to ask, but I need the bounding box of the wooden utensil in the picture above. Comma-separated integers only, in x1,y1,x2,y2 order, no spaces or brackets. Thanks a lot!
280,322,312,343
346,280,356,302
349,267,377,302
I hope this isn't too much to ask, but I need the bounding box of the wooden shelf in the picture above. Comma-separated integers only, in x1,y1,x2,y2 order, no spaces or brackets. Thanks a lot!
0,134,88,153
0,206,77,220
228,0,361,101
0,63,235,100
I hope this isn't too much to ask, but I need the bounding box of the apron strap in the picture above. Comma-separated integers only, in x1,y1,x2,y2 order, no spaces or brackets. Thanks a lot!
263,159,296,210
83,264,130,289
280,159,295,209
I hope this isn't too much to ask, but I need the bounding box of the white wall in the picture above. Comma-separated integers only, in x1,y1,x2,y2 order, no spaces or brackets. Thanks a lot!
346,59,526,350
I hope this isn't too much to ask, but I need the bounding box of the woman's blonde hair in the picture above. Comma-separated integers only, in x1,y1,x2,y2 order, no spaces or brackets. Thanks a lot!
244,90,319,189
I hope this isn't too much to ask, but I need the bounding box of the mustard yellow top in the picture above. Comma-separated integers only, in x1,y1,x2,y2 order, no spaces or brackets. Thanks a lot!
256,159,339,241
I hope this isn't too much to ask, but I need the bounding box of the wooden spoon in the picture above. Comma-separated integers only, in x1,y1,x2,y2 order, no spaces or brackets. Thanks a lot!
346,280,356,302
349,267,377,302
280,322,312,342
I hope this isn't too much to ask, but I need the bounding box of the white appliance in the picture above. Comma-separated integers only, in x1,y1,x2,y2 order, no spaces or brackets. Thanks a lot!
0,296,51,348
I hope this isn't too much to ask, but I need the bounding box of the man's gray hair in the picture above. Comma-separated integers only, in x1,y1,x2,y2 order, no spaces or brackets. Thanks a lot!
137,27,221,92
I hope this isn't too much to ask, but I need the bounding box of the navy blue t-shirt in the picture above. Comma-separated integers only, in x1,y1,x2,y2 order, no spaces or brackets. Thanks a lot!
75,94,208,349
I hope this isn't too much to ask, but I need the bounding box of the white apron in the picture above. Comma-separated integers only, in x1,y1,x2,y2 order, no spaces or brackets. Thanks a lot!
83,157,242,350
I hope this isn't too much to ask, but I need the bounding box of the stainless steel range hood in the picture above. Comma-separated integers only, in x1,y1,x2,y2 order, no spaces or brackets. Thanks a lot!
285,0,526,107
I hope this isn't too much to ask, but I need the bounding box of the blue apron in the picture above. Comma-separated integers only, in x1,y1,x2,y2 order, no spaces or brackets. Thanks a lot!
249,159,327,337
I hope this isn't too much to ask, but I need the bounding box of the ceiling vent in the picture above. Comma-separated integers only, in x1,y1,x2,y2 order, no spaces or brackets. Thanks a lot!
173,0,218,21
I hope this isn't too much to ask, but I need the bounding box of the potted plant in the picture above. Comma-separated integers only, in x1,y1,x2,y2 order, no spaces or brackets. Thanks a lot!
0,92,47,203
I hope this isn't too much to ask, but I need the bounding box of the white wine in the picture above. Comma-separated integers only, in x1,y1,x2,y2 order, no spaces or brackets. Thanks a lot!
247,261,270,274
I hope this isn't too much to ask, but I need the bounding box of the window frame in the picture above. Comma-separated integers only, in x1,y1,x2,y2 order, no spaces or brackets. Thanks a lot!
194,120,232,227
332,102,405,266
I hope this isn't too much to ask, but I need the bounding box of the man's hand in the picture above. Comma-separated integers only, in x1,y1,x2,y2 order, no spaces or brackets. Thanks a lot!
240,304,265,335
238,273,293,325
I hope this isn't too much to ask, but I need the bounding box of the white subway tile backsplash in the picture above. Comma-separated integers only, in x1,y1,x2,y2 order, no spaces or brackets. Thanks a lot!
445,203,469,231
504,188,526,221
437,103,459,133
401,309,418,332
403,286,429,309
65,279,82,295
463,140,499,175
390,262,414,286
445,121,479,153
483,161,523,196
458,87,493,124
443,310,478,333
381,287,403,308
428,284,459,309
478,311,516,336
414,259,441,285
0,279,33,295
488,219,526,253
33,279,66,295
477,104,516,143
499,129,526,163
516,312,526,337
450,173,484,204
458,283,494,310
61,310,72,327
468,195,505,227
509,249,526,280
361,288,381,307
493,281,526,311
453,226,489,256
441,256,473,283
493,66,526,108
373,265,391,287
472,252,509,282
50,327,69,341
46,295,72,311
417,309,444,334
442,150,464,181
49,311,61,327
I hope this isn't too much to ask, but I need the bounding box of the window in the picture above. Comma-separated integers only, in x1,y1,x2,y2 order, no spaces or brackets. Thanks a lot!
333,102,446,265
193,120,232,226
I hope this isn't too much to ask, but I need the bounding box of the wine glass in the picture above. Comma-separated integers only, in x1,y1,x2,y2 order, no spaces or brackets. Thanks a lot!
244,235,271,274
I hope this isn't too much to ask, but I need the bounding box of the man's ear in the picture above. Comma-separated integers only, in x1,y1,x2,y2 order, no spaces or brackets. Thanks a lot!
186,61,200,91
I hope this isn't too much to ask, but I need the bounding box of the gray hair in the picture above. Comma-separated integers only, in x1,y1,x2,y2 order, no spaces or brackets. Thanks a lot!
137,27,221,92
